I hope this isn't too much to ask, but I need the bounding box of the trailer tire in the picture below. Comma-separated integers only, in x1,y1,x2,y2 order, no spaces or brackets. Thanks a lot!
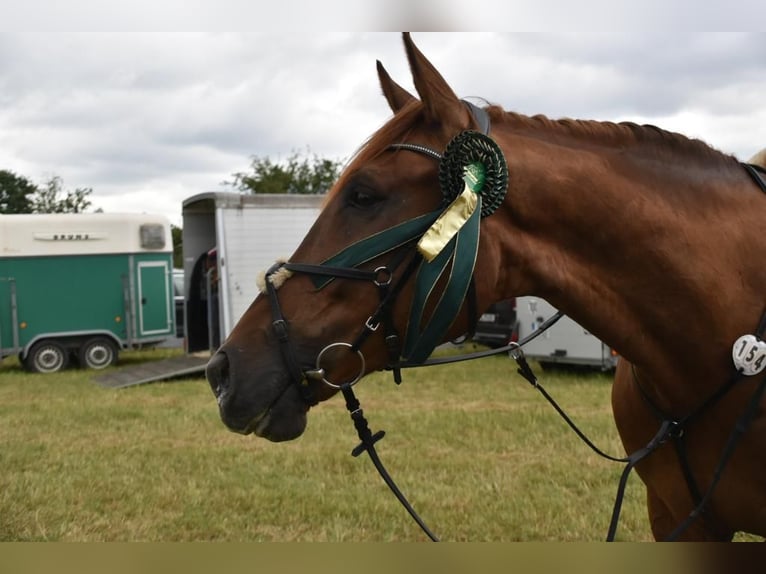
27,340,70,373
78,337,118,370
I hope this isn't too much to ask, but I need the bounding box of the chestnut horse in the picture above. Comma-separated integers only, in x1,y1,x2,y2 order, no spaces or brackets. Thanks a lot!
206,34,766,541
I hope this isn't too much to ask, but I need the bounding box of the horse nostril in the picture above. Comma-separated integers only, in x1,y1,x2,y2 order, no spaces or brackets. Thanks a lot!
206,351,230,399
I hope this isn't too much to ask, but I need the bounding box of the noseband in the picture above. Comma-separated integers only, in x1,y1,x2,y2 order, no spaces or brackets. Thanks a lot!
263,246,424,405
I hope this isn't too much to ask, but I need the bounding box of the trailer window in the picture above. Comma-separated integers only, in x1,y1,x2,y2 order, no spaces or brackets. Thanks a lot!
140,224,166,249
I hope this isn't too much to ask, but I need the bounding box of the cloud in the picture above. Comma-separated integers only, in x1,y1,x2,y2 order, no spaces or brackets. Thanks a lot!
0,32,764,227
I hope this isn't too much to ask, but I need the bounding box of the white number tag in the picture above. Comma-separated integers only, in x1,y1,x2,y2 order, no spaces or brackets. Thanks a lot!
732,334,766,376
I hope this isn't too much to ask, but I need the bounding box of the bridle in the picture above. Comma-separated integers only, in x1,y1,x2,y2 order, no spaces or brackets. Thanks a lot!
263,101,498,406
258,104,766,541
260,102,499,541
264,244,424,405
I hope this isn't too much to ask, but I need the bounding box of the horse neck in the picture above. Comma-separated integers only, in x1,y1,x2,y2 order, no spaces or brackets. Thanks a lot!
488,122,763,406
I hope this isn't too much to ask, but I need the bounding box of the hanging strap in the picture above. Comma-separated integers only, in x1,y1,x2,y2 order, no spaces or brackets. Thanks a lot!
340,384,440,541
605,420,674,540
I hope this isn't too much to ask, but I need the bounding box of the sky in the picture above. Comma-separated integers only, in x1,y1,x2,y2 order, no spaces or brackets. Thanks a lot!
1,28,765,227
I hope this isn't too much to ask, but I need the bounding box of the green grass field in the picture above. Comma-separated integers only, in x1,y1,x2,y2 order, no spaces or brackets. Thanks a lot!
0,345,750,542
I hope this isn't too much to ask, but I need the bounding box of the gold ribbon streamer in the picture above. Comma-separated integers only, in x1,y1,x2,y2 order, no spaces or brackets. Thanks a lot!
417,162,485,262
417,187,479,262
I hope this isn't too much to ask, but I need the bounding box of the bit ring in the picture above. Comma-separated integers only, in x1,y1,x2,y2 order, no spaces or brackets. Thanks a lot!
313,342,366,388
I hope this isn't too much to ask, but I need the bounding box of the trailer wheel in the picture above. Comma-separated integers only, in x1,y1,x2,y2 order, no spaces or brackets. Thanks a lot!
78,337,118,370
27,340,70,373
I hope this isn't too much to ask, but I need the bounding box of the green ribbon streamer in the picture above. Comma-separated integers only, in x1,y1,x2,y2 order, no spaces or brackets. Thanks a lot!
311,210,441,289
403,196,481,363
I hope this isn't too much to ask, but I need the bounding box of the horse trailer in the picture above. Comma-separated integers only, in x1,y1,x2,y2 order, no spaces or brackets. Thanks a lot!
516,296,619,370
0,213,176,372
181,192,323,353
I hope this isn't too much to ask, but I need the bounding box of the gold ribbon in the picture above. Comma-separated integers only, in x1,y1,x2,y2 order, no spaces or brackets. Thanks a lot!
416,162,484,262
417,187,479,262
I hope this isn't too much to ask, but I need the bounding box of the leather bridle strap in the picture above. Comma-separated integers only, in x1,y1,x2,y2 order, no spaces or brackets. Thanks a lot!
264,229,427,393
743,162,766,194
665,375,766,540
265,256,402,403
264,262,317,404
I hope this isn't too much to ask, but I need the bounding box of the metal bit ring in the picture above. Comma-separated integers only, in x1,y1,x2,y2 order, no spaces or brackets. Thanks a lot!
312,342,366,389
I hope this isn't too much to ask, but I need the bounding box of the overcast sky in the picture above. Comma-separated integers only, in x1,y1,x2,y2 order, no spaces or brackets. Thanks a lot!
1,31,765,226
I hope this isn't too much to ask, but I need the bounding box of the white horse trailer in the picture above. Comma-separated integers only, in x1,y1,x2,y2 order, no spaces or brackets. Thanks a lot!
516,296,619,370
181,192,323,353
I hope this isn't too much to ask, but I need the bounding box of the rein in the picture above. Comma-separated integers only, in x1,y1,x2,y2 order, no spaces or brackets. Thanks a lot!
261,104,766,540
629,355,766,541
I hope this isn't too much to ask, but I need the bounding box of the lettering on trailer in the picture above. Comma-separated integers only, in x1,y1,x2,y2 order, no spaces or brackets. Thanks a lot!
33,232,108,241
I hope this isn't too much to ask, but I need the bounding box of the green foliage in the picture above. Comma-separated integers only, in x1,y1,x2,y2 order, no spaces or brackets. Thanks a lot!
0,170,36,213
0,171,93,214
228,149,343,195
171,225,183,268
32,175,92,214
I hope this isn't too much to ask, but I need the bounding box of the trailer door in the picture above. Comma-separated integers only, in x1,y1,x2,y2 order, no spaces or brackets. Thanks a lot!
0,277,20,355
137,261,172,336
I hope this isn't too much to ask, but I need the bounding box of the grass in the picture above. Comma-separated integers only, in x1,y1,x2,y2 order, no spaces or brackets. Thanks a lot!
0,344,756,542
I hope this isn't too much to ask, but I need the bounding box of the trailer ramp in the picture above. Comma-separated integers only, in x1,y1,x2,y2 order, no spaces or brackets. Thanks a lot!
94,353,210,389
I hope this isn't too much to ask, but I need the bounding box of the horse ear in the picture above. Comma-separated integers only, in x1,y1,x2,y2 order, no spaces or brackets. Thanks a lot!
377,60,416,113
402,32,466,129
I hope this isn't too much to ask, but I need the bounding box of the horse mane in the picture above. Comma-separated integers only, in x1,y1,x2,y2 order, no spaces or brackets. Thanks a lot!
486,105,738,168
327,101,739,203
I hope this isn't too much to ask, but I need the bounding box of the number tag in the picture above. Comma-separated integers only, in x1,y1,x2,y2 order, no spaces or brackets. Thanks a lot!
732,334,766,376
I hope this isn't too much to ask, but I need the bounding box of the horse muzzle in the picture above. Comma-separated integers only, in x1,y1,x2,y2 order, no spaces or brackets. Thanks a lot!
206,349,309,442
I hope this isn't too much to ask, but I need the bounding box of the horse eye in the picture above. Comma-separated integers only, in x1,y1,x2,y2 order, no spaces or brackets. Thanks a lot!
347,188,382,209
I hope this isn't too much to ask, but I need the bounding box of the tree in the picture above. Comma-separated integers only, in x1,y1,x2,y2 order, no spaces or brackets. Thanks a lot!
0,171,94,214
227,149,343,195
32,176,92,214
171,225,183,269
0,170,37,213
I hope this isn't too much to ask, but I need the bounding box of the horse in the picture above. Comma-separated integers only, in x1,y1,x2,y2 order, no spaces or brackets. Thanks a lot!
206,33,766,541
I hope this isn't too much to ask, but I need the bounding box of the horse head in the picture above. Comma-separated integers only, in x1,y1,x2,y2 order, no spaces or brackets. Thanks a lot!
206,34,515,441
